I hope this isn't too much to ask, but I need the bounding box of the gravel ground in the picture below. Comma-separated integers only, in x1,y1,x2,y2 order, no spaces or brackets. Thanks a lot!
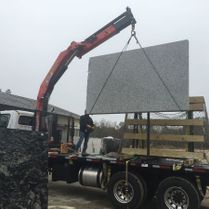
48,177,209,209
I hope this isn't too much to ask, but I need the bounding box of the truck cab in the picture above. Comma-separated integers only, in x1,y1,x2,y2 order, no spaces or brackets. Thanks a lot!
0,110,34,131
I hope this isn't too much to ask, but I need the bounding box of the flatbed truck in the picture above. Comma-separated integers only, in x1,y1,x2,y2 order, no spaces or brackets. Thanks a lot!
48,146,209,209
33,7,208,209
48,97,209,209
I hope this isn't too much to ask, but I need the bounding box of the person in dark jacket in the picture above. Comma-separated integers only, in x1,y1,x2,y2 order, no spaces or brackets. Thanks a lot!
75,111,94,154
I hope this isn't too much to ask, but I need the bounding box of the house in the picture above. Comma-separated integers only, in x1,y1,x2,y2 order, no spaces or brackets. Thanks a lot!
0,91,80,142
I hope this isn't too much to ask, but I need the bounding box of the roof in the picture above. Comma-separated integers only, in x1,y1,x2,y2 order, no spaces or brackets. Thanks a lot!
0,91,80,119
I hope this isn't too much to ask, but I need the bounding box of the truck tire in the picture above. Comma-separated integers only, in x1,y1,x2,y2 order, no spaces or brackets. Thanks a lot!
156,176,200,209
107,172,144,209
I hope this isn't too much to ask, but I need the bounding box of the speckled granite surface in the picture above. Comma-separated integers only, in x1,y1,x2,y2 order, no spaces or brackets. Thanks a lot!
87,40,189,114
0,128,48,209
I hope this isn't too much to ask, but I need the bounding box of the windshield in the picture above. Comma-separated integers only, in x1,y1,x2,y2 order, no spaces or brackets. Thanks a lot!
0,114,10,128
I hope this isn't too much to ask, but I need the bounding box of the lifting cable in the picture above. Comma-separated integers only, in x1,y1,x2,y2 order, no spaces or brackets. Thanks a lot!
131,31,181,111
89,27,136,114
89,26,181,113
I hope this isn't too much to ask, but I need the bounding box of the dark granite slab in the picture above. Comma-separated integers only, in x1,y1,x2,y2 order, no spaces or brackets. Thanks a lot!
0,128,48,209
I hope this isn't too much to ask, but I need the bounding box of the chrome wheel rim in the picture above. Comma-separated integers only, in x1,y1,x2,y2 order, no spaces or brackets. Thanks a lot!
164,186,189,209
113,180,134,204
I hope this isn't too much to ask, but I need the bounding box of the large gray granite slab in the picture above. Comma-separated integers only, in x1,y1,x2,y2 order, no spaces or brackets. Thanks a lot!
0,128,48,209
86,40,189,114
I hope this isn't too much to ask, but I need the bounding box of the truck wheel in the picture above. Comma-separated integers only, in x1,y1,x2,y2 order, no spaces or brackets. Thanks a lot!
156,177,200,209
108,172,144,209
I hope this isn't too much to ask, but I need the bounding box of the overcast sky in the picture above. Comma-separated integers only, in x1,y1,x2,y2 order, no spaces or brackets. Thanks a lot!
0,0,209,123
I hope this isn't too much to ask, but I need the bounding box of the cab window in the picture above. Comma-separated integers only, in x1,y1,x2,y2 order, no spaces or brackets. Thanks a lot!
0,114,10,128
18,116,34,126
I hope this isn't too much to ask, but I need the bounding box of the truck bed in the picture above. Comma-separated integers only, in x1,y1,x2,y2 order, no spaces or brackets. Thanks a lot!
49,152,209,181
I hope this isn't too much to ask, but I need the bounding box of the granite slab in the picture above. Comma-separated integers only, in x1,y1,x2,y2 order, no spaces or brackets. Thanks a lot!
0,128,48,209
87,40,189,114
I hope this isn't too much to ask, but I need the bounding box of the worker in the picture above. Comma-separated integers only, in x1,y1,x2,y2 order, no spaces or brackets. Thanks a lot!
75,110,94,155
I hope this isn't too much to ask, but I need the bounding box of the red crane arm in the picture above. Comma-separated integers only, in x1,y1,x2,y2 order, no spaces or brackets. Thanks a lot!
35,7,136,131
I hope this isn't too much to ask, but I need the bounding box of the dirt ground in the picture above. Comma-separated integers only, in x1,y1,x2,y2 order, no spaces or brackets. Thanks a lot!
48,177,209,209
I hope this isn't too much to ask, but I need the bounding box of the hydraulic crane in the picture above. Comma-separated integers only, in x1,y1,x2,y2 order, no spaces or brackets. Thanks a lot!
35,7,136,131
